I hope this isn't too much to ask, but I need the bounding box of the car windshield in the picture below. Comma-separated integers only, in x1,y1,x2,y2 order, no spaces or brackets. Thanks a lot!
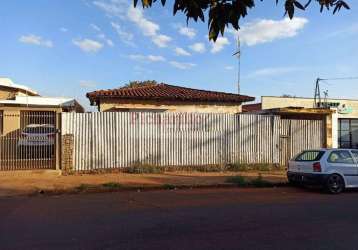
294,150,325,162
23,126,56,134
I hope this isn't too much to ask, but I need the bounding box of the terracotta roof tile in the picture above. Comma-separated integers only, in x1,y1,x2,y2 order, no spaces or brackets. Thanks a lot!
242,103,262,112
87,83,255,105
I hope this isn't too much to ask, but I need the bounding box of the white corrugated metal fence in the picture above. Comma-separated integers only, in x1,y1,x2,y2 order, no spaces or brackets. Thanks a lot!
61,112,325,171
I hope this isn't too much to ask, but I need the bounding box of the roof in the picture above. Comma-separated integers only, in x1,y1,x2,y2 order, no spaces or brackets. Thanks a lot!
0,78,38,96
86,83,255,105
0,96,84,110
260,107,334,115
242,103,262,112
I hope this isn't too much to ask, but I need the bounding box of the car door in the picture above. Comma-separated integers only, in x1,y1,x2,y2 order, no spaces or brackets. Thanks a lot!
326,150,358,187
350,150,358,186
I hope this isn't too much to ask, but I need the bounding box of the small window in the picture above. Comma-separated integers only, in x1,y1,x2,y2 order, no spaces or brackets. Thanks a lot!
295,151,325,162
328,150,354,164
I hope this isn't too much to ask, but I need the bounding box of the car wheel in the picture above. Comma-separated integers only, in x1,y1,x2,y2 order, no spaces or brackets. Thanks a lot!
326,174,345,194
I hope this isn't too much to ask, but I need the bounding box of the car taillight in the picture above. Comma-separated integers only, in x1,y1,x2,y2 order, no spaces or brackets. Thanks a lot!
313,162,321,172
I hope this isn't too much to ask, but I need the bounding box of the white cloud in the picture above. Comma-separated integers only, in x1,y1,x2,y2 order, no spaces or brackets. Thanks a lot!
175,47,191,56
152,34,172,48
189,42,206,53
90,24,101,32
225,66,234,70
178,26,196,39
229,17,308,46
246,66,301,78
210,37,230,53
127,7,172,48
170,61,196,70
127,7,159,36
129,54,166,63
93,0,128,18
19,34,53,48
94,1,171,48
111,22,134,46
97,33,114,47
60,27,68,32
73,38,103,53
147,55,166,62
79,80,98,88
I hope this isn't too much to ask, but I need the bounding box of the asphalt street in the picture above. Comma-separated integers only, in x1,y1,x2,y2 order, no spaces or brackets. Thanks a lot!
0,187,357,250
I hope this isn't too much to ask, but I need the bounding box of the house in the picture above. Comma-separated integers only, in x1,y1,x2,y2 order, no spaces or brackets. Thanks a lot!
86,83,254,113
0,78,84,135
242,95,358,149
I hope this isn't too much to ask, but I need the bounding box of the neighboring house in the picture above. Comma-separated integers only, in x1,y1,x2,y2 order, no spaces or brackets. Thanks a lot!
243,95,358,149
0,78,84,135
86,83,254,113
0,77,38,99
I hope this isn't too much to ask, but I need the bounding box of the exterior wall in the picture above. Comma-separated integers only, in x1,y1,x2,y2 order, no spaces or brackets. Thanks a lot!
0,87,36,100
99,99,242,114
262,96,358,119
0,89,17,100
0,107,61,135
262,96,358,148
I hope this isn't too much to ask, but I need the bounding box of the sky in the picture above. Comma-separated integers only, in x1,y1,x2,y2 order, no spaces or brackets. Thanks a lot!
0,0,357,111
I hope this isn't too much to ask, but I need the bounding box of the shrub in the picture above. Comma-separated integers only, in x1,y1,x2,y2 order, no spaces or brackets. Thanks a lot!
226,175,248,186
102,182,122,189
249,174,274,187
124,163,164,174
162,184,176,190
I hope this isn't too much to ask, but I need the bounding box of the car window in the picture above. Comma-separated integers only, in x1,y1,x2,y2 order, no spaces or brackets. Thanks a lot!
328,150,354,164
295,151,325,161
351,150,358,161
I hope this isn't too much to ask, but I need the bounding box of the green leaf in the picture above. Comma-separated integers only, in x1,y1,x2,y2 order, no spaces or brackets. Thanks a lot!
294,1,305,10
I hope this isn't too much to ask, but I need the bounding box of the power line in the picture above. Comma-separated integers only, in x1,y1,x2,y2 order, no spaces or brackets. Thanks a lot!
314,76,358,108
319,76,358,81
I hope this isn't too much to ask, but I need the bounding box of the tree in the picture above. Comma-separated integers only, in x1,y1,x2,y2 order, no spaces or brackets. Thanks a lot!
124,80,158,88
134,0,350,41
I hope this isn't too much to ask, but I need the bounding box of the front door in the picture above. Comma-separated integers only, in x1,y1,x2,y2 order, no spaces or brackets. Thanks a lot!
326,150,358,187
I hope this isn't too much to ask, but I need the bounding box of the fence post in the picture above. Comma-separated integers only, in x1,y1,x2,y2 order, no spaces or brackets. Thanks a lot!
55,112,61,170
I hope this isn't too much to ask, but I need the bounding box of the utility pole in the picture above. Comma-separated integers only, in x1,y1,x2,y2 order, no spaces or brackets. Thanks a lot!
314,78,322,108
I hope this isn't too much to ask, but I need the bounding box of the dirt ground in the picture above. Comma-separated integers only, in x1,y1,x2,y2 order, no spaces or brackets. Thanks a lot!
0,170,287,197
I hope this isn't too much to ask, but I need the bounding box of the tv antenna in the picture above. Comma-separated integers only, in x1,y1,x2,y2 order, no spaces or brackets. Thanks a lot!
233,35,241,94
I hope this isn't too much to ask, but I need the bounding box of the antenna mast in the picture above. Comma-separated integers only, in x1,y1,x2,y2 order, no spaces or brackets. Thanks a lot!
237,35,241,94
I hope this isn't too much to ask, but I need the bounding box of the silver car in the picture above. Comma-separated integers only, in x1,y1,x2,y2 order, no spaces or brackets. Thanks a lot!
287,148,358,194
17,124,56,158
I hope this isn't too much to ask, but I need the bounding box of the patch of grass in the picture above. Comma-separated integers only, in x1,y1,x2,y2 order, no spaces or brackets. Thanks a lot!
226,175,248,186
102,182,122,189
75,184,96,191
124,163,165,174
226,174,274,188
250,174,274,187
162,184,176,190
227,163,277,172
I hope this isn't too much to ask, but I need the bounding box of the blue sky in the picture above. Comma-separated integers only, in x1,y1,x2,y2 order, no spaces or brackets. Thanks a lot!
0,0,357,110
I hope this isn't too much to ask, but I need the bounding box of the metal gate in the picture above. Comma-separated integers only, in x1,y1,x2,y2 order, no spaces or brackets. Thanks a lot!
0,111,58,170
279,119,325,166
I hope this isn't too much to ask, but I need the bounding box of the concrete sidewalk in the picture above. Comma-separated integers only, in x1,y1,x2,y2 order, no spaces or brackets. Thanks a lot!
0,170,287,197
